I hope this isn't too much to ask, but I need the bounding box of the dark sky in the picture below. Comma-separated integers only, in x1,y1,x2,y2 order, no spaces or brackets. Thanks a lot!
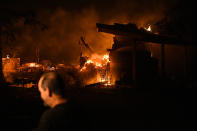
1,0,196,24
1,0,195,23
0,0,178,15
1,0,196,38
1,0,115,12
0,0,180,27
0,0,92,21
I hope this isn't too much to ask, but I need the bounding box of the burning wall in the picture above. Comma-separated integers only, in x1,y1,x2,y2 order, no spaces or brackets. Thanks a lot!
2,58,20,82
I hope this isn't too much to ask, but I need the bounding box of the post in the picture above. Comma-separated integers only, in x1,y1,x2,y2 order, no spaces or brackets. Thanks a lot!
161,43,165,78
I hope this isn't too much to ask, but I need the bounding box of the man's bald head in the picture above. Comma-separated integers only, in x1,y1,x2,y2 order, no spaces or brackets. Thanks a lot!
39,72,65,97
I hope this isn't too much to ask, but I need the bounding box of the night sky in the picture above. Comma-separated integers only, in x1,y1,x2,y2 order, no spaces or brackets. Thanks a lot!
1,0,192,21
1,0,195,34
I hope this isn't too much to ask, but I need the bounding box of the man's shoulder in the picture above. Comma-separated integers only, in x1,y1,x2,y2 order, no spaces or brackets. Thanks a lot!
40,104,68,121
50,103,70,118
39,101,91,131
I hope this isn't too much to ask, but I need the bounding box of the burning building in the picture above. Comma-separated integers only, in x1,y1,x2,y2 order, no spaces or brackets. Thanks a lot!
78,36,112,86
96,23,192,87
2,57,20,83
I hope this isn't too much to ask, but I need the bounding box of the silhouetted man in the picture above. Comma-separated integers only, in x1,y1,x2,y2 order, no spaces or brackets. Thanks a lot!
33,72,89,131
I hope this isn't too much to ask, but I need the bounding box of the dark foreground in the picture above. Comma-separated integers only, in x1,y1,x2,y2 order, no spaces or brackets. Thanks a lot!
1,86,197,131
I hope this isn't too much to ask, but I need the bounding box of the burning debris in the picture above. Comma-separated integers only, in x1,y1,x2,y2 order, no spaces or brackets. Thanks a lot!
1,3,190,88
1,0,188,89
144,25,152,32
1,22,165,88
79,54,112,86
78,36,112,86
1,18,193,88
2,52,113,88
2,57,20,83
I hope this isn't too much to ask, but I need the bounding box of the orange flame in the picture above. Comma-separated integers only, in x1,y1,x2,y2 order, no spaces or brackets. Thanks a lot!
80,54,110,71
25,62,41,68
80,54,112,86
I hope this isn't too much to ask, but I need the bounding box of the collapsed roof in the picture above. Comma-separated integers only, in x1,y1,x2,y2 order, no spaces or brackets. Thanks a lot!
96,23,193,46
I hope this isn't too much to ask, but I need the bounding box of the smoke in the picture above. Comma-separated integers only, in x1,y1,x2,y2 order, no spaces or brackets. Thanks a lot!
1,7,113,64
36,8,100,64
96,0,178,27
1,0,177,65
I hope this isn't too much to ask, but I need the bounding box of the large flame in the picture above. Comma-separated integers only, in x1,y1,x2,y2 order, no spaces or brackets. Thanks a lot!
80,54,112,85
80,54,110,70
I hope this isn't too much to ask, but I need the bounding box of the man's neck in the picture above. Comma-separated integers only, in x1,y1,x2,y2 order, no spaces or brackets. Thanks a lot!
50,96,68,108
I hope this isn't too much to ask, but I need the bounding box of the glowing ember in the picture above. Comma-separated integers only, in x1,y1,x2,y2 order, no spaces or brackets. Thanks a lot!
80,66,87,72
103,54,109,60
86,60,93,64
95,63,102,67
29,63,36,67
145,25,152,32
25,62,41,68
102,54,110,63
6,54,10,59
